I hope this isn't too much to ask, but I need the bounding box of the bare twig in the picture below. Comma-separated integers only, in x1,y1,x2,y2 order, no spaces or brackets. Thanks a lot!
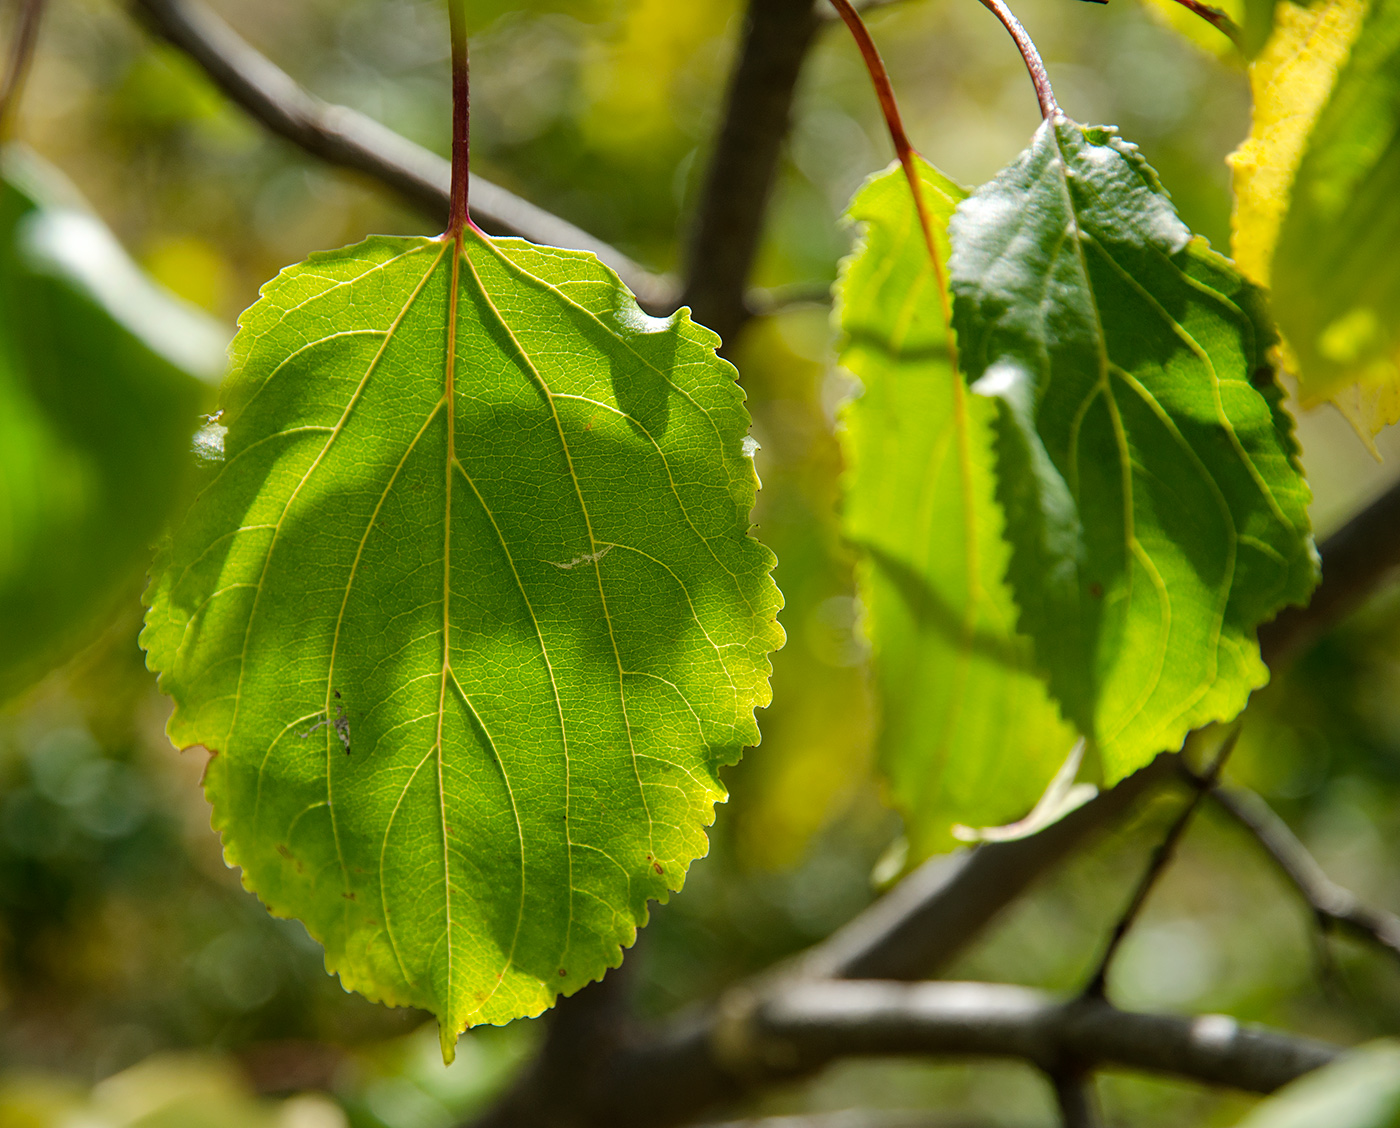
678,0,822,347
745,982,1337,1096
125,0,673,309
800,755,1178,982
817,0,915,20
1166,0,1243,46
1209,782,1400,967
1082,729,1241,999
1260,478,1400,669
470,981,1340,1128
0,0,45,138
1047,1070,1101,1128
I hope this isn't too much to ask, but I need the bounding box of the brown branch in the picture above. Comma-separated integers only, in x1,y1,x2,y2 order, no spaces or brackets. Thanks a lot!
1259,477,1400,669
1081,729,1240,999
1047,1069,1101,1128
1166,0,1242,46
744,982,1340,1095
1209,782,1400,967
469,980,1340,1128
0,0,46,138
677,0,823,348
125,0,673,310
799,754,1178,982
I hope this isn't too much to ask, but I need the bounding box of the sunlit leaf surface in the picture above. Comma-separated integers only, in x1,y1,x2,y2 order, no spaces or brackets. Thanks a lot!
949,118,1317,781
142,230,782,1050
837,159,1077,856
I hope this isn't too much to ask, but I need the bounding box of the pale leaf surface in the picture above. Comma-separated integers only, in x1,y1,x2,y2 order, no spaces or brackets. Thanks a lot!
142,230,781,1049
949,118,1317,781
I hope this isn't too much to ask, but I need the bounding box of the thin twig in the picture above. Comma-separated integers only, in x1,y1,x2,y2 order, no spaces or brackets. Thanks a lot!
678,0,822,347
1082,729,1242,999
971,0,1059,119
469,981,1340,1127
1047,1069,1101,1128
817,0,916,21
0,0,45,138
1208,782,1400,968
125,0,673,309
1260,478,1400,669
1167,0,1243,46
745,982,1336,1097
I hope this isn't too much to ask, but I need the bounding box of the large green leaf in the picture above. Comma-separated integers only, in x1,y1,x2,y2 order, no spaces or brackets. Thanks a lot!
141,230,782,1051
0,148,223,699
947,119,1317,781
1233,1042,1400,1128
837,159,1079,856
1269,0,1400,441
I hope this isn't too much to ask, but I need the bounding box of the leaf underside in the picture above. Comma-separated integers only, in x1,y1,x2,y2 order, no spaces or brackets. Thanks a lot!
0,149,218,699
142,230,782,1048
837,159,1078,856
948,118,1317,781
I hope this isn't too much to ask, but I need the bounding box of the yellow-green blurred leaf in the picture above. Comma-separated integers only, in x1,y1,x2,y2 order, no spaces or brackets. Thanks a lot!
1230,0,1400,445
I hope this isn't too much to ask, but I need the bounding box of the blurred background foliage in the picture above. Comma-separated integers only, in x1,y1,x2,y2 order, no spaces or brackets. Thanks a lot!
2,0,1400,1124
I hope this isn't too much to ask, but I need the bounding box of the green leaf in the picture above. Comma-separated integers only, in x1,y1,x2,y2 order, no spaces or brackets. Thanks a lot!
1233,1042,1400,1128
141,229,782,1051
1268,0,1400,442
0,148,223,699
837,159,1079,856
948,119,1317,782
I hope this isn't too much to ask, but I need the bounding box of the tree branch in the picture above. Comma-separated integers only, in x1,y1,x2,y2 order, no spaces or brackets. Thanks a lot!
743,982,1339,1095
1259,477,1400,668
1209,782,1400,967
678,0,823,347
798,755,1179,982
0,0,46,137
125,0,674,310
1047,1069,1101,1128
1081,729,1240,1000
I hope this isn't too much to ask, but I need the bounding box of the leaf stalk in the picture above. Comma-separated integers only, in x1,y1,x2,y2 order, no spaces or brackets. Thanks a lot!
447,0,470,238
973,0,1060,120
826,0,955,343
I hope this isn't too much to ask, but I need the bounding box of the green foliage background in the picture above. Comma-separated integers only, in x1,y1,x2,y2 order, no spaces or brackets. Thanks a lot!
2,0,1400,1125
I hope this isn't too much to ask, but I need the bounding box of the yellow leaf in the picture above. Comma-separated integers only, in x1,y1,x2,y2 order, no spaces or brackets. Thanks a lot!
1227,0,1367,285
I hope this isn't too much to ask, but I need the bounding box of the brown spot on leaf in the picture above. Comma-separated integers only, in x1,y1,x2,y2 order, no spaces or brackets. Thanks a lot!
1089,582,1104,599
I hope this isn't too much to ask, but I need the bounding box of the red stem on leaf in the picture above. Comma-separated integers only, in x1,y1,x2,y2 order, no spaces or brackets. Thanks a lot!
973,0,1060,120
1168,0,1243,47
446,0,470,239
826,0,953,336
